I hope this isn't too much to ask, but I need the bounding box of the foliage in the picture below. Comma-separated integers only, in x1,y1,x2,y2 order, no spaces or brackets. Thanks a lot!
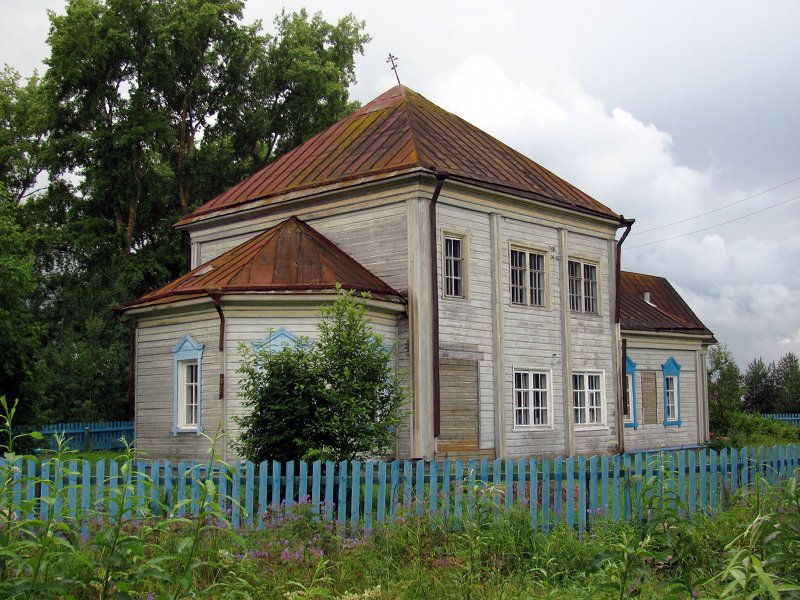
235,289,405,463
774,352,800,413
0,68,49,204
743,357,780,414
707,343,742,435
235,339,323,463
0,0,369,425
0,197,41,426
708,412,800,450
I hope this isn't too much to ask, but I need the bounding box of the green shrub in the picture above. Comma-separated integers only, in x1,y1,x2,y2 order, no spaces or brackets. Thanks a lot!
235,287,405,463
709,412,799,449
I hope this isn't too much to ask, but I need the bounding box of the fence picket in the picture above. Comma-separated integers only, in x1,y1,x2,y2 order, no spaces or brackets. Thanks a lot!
429,460,438,519
377,461,387,524
350,460,361,528
389,460,399,521
529,457,538,529
553,457,562,526
709,450,717,515
325,461,335,521
258,461,268,528
454,460,464,526
311,461,321,518
578,456,587,533
565,457,575,528
285,461,295,507
415,460,425,518
338,461,348,525
541,457,550,532
364,461,374,531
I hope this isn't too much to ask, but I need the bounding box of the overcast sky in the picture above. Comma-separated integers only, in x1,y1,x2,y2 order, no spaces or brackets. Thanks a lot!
4,1,800,368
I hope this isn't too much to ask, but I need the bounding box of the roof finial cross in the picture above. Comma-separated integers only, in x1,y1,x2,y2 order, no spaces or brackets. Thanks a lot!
386,53,401,86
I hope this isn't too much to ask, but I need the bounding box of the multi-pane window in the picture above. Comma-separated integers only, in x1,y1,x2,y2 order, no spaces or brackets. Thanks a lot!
510,249,546,306
514,370,549,427
182,362,199,426
665,376,678,421
172,334,204,434
444,235,464,298
568,260,598,313
662,357,681,427
573,372,603,425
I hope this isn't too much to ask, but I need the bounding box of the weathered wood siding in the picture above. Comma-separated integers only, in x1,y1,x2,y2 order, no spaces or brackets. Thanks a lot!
434,186,619,459
623,342,703,451
189,187,413,295
568,231,617,455
135,308,222,460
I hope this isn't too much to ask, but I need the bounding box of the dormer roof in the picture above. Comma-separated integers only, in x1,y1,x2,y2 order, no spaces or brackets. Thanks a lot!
124,217,404,310
178,85,620,226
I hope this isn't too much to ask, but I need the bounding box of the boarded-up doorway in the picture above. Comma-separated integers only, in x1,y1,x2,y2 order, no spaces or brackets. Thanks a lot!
437,358,482,459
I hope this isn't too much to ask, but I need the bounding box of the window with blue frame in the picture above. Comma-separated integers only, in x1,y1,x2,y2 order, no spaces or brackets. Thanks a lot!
252,328,299,353
662,357,682,427
624,355,638,428
172,335,205,435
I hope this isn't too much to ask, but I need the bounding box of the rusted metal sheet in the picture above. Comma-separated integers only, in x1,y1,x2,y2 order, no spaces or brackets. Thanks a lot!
124,217,405,310
178,85,620,226
620,271,715,339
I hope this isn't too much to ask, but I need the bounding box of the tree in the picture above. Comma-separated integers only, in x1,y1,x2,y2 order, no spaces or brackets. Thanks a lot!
742,358,779,414
0,190,41,425
0,68,49,203
10,0,369,422
707,343,742,434
234,289,405,463
773,352,800,413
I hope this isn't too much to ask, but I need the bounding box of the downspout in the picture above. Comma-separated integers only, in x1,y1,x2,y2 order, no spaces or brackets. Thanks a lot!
429,171,448,440
209,291,227,460
615,217,635,453
112,307,136,417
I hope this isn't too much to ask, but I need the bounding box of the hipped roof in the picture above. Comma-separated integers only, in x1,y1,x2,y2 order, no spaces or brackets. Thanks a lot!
620,271,715,341
178,85,620,226
124,217,404,310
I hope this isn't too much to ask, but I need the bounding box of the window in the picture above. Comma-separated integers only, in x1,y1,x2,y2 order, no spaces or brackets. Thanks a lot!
253,327,298,353
179,362,199,427
573,372,604,426
444,235,464,298
624,355,638,428
513,370,550,427
510,248,546,306
662,357,682,427
172,335,204,434
568,260,598,313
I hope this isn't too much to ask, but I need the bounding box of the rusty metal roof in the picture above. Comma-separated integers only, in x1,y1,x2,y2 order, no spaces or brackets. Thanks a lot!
178,85,620,226
124,217,404,310
620,271,715,340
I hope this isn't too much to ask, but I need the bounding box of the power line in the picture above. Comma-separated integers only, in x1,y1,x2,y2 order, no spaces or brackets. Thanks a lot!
627,193,800,249
629,174,800,236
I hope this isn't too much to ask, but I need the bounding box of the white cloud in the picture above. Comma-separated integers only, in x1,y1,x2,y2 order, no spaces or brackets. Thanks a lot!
423,55,800,366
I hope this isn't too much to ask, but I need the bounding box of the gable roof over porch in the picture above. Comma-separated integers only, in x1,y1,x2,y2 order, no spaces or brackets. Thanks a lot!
123,217,404,310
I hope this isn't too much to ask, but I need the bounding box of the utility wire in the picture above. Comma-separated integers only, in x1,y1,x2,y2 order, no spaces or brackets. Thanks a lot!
629,174,800,236
627,193,800,249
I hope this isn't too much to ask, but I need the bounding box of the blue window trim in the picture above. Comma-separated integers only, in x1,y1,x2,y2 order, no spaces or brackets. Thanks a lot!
172,335,204,436
252,327,299,353
625,355,638,429
662,356,682,427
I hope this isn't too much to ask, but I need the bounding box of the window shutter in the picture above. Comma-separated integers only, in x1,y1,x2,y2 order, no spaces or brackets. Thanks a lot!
642,370,658,425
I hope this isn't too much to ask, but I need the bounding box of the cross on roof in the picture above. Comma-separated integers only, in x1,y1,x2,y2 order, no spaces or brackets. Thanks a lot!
386,53,401,85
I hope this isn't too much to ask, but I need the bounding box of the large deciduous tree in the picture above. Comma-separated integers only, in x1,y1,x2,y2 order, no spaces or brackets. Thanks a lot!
2,0,368,425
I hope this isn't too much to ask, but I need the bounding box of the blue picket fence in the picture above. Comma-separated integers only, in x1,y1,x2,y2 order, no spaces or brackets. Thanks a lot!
34,421,135,451
2,444,798,534
766,413,800,427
